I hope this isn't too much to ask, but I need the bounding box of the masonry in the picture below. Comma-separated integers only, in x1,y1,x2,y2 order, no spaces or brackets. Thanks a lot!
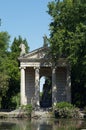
18,44,71,108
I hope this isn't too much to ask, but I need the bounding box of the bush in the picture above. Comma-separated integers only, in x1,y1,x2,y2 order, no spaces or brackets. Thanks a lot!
21,104,33,118
55,102,74,109
54,102,79,118
21,104,33,115
11,93,20,109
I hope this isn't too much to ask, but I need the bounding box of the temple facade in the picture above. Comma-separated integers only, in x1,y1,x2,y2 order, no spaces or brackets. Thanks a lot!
18,45,71,108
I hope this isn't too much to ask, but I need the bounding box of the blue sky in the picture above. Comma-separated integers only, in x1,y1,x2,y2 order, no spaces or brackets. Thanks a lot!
0,0,52,51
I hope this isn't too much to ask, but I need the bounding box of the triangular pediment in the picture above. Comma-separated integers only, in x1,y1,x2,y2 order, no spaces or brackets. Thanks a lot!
19,46,49,61
18,46,68,67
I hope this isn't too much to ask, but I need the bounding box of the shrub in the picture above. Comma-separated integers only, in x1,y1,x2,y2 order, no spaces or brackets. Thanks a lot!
54,102,79,118
22,104,32,112
11,93,20,109
55,102,74,109
21,104,33,115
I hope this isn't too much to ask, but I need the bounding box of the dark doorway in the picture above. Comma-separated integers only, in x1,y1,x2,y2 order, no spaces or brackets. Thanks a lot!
40,76,52,108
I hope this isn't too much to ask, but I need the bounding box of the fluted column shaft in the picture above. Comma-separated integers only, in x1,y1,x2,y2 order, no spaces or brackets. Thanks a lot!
52,67,57,106
34,67,40,107
20,67,27,105
66,66,71,102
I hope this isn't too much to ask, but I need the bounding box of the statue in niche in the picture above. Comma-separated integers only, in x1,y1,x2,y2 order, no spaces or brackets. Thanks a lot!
19,43,26,56
40,78,52,108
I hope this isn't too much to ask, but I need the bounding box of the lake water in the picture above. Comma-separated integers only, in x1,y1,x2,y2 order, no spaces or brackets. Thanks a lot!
0,118,86,130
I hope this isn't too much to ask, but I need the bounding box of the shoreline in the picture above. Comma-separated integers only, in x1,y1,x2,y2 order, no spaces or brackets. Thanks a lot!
0,109,85,119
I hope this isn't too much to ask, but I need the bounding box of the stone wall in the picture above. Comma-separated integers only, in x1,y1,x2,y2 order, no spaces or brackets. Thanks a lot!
40,67,52,77
25,67,35,104
56,67,67,102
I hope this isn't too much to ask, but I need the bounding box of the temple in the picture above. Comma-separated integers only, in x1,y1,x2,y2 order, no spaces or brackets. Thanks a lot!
18,43,71,109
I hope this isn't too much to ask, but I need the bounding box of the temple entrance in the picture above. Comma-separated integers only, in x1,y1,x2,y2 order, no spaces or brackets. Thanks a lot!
40,76,52,108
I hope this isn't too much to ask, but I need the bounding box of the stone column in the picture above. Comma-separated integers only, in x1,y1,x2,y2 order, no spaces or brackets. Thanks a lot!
52,67,57,106
20,67,27,105
34,67,40,108
66,66,71,103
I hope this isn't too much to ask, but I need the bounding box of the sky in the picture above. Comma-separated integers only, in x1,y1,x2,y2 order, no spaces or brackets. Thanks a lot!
0,0,52,51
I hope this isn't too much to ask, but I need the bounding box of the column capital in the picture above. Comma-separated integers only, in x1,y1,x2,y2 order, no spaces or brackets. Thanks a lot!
19,66,26,70
51,66,57,70
34,66,40,70
51,66,57,74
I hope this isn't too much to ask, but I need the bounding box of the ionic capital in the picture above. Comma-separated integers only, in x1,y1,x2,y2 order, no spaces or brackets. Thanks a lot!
19,66,26,70
34,66,40,70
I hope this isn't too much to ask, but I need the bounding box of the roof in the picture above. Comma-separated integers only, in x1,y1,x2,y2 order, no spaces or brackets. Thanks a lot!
18,46,69,67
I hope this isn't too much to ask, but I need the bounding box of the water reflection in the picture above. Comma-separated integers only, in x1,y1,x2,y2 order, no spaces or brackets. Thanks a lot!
0,118,86,130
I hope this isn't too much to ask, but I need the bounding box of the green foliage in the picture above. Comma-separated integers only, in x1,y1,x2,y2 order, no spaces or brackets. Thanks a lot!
11,93,20,109
54,102,79,118
55,102,75,109
21,104,33,114
0,32,10,107
47,0,86,107
48,0,86,61
40,92,43,97
0,34,29,109
11,35,29,58
0,31,10,52
6,36,29,109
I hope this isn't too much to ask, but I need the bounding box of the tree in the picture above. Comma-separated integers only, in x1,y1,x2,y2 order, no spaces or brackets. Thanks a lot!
1,36,29,109
11,35,29,58
0,32,10,52
47,0,86,107
0,32,10,108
